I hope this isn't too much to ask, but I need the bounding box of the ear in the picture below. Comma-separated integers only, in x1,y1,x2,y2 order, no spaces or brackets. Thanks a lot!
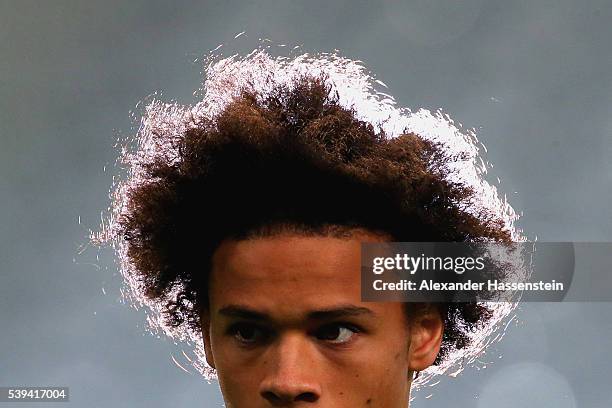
407,305,443,371
199,309,216,369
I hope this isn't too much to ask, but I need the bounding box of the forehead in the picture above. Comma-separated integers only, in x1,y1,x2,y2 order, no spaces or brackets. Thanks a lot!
209,232,387,316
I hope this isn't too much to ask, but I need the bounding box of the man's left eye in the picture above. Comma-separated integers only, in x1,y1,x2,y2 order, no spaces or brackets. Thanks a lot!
315,324,359,344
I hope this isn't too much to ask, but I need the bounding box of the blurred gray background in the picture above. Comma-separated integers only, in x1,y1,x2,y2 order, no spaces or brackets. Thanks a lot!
1,0,611,407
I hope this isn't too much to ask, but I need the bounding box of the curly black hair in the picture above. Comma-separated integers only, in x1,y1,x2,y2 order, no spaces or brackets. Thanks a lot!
114,76,511,365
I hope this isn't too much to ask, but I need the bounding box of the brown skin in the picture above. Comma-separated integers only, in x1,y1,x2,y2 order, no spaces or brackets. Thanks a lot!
200,231,443,407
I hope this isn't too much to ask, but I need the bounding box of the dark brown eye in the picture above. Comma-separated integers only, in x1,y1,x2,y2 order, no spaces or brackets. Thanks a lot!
315,324,358,344
229,323,266,344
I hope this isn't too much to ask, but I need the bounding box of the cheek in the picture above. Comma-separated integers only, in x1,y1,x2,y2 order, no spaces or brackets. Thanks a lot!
208,331,263,401
316,342,410,406
213,353,264,406
345,347,410,395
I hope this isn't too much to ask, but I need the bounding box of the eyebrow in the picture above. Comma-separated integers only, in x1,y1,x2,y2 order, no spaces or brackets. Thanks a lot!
217,305,376,322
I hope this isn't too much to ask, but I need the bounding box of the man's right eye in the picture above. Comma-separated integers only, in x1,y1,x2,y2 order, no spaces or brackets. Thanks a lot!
227,323,268,345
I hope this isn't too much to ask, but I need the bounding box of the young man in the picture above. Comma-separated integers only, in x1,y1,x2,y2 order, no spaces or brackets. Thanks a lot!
100,52,516,407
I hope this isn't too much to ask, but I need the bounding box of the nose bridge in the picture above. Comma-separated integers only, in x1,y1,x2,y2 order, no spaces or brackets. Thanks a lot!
260,330,321,403
276,330,310,369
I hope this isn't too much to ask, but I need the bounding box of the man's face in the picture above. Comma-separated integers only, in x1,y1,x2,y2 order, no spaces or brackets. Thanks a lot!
201,231,442,407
